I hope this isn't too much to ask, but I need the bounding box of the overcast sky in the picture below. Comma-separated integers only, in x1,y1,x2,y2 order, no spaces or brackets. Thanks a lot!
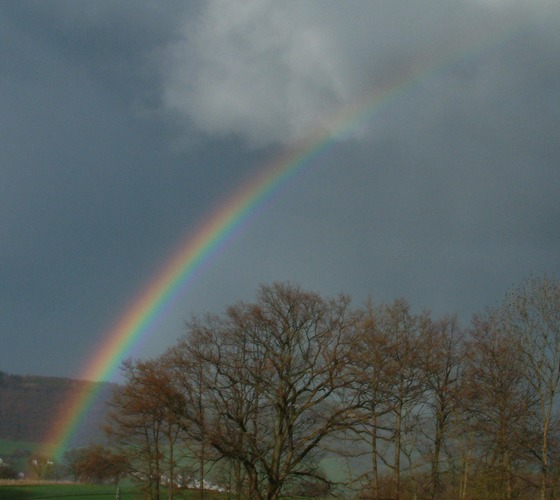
2,0,559,381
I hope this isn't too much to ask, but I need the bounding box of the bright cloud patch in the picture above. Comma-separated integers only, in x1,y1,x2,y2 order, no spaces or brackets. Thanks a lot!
162,1,354,146
160,0,541,147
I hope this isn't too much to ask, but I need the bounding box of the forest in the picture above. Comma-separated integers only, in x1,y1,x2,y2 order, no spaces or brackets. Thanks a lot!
95,274,560,499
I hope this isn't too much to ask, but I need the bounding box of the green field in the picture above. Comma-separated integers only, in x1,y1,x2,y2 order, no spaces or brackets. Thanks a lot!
0,439,42,455
0,483,135,499
0,482,228,499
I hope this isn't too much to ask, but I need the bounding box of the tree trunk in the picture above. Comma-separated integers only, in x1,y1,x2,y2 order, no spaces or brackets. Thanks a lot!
393,402,402,500
247,467,261,500
459,434,472,500
199,441,205,500
430,412,444,500
541,426,548,500
372,411,379,498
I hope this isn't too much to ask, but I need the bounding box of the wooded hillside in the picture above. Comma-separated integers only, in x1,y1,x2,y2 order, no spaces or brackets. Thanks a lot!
0,371,116,447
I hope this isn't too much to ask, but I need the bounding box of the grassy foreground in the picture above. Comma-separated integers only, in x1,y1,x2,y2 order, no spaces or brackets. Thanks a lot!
0,481,324,499
0,481,228,499
0,482,133,499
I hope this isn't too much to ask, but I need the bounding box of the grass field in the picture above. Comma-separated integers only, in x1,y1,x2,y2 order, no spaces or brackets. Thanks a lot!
0,481,325,499
0,482,134,499
0,481,228,499
0,439,42,455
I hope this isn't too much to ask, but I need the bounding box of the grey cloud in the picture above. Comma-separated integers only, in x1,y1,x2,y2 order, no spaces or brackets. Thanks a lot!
159,0,550,146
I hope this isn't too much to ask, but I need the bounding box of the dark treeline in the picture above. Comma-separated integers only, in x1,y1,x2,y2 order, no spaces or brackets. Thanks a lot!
102,275,560,500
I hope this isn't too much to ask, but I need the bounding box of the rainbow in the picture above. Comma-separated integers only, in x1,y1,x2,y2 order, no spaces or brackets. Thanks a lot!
41,20,526,460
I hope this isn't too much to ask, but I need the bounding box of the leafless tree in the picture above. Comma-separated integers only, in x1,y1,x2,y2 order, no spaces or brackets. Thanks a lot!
98,276,560,499
170,283,360,499
345,301,396,498
502,274,560,500
105,358,184,499
420,314,465,499
462,313,534,499
64,445,127,485
165,334,219,498
378,299,425,499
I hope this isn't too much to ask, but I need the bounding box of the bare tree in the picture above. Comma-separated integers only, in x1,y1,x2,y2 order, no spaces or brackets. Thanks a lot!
503,274,560,500
28,455,55,480
463,313,534,499
170,283,360,500
98,277,560,498
64,445,127,485
420,314,465,499
345,301,395,498
378,299,425,499
105,359,184,499
165,336,216,498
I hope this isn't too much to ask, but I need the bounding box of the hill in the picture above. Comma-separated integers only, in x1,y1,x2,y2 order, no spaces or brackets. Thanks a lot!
0,371,116,449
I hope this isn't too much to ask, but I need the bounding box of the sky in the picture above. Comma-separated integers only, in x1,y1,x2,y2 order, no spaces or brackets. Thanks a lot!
2,0,560,382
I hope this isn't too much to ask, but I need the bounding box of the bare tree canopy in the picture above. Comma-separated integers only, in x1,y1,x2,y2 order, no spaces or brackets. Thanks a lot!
167,283,360,499
101,276,560,500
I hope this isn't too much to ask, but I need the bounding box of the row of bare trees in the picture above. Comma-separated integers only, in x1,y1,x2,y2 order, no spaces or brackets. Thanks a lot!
104,276,560,499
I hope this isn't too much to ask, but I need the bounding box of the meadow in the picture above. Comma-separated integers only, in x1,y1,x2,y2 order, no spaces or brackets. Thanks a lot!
0,481,127,499
0,440,41,455
0,481,226,499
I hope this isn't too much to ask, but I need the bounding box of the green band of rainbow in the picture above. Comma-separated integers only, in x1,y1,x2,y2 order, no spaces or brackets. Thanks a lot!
41,18,528,460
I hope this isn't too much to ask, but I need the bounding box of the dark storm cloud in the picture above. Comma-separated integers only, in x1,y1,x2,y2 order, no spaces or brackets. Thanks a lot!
0,0,202,375
1,0,559,379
